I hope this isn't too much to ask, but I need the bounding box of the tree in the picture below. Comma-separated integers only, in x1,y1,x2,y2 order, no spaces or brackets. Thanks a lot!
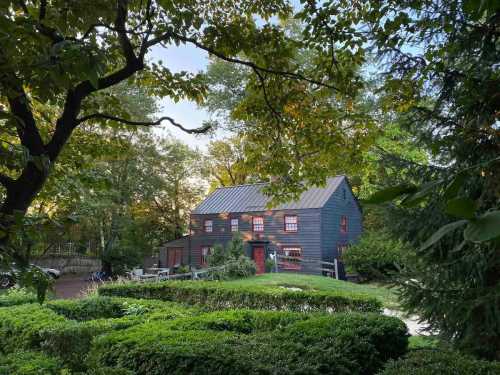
203,136,258,190
0,0,363,265
301,0,500,359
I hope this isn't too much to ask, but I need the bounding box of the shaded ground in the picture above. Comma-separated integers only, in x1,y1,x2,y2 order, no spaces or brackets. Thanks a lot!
53,274,96,299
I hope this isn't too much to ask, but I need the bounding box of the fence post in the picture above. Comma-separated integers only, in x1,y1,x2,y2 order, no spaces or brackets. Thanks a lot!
334,258,339,280
274,250,278,273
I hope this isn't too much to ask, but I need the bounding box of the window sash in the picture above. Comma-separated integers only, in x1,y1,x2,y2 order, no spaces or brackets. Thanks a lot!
253,216,264,232
340,216,348,233
204,220,213,232
284,215,298,232
230,218,238,232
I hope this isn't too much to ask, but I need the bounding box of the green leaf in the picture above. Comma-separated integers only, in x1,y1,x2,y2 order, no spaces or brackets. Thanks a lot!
419,220,468,251
401,180,442,207
464,211,500,243
364,184,418,204
443,172,467,200
445,198,476,219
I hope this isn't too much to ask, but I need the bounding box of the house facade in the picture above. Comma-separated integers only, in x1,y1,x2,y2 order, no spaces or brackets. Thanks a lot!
159,176,362,277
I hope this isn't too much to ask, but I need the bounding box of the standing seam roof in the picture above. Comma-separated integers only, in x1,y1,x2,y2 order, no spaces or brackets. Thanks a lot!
192,176,345,214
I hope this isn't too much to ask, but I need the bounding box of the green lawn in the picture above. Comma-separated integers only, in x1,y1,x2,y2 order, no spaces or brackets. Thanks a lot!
222,273,400,309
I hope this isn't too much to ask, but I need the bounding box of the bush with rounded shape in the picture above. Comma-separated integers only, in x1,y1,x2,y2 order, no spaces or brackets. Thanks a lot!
90,311,408,375
0,351,64,375
0,304,67,353
343,230,410,281
378,349,500,375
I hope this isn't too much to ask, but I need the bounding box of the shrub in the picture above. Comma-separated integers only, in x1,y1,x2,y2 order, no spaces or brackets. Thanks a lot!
208,235,256,280
215,256,257,280
0,351,64,375
98,280,382,313
90,311,408,375
378,349,500,375
0,286,38,307
343,230,410,281
40,317,141,371
46,296,196,321
0,304,67,353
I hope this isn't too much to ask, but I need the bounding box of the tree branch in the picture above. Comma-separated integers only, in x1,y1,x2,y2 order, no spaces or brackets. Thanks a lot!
145,32,340,91
76,113,211,134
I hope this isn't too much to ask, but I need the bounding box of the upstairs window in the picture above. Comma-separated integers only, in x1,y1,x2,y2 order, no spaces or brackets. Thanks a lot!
230,218,239,232
204,219,213,233
284,215,298,232
200,246,212,267
340,216,348,233
252,216,264,232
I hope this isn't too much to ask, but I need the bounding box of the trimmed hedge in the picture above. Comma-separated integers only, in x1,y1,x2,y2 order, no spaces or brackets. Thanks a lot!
98,280,382,313
0,351,64,375
0,298,197,372
0,304,67,353
90,310,408,374
0,287,38,307
45,296,195,321
378,349,500,375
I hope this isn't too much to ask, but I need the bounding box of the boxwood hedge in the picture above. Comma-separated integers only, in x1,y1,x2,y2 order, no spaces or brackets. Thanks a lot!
90,310,408,375
98,280,382,313
0,351,65,375
378,349,500,375
46,296,196,321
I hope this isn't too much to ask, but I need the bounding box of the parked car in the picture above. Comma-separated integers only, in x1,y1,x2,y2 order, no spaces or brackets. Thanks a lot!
0,264,61,289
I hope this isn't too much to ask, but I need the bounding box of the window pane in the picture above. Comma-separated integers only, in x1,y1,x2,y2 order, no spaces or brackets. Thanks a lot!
253,217,264,232
230,218,238,232
284,215,298,232
204,220,213,232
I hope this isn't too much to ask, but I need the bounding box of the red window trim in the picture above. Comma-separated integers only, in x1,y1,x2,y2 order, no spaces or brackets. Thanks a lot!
252,216,264,232
340,215,348,233
204,219,213,233
284,215,298,233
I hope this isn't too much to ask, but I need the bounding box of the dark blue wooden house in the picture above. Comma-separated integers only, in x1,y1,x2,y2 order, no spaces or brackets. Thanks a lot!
159,176,362,277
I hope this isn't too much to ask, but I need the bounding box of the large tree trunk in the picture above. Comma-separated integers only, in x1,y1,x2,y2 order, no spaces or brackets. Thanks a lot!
0,163,48,263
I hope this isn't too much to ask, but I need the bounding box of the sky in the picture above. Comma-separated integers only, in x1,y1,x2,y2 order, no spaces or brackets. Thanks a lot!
150,44,213,150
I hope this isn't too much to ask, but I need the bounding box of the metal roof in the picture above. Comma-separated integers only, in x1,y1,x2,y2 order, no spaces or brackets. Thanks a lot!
160,236,189,249
192,176,345,214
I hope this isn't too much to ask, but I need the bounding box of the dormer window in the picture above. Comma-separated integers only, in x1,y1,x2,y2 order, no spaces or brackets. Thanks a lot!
284,215,298,232
252,216,264,232
204,219,213,233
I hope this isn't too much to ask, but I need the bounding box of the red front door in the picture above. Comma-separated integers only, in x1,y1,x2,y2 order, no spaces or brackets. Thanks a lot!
253,247,265,274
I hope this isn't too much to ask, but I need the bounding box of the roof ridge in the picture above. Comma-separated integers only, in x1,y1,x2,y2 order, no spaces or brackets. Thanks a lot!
214,175,345,190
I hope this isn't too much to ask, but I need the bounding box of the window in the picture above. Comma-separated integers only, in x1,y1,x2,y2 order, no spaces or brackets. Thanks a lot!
230,218,239,232
278,247,302,270
284,215,298,232
200,246,212,267
252,216,264,232
340,216,348,233
204,219,213,233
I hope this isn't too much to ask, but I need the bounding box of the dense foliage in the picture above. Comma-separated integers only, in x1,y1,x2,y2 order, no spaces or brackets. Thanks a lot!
342,230,411,281
379,350,500,375
208,235,257,279
91,310,408,375
0,351,64,375
98,279,382,313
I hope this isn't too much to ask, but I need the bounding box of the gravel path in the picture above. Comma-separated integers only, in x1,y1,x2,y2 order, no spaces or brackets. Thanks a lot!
383,308,432,336
53,274,95,299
